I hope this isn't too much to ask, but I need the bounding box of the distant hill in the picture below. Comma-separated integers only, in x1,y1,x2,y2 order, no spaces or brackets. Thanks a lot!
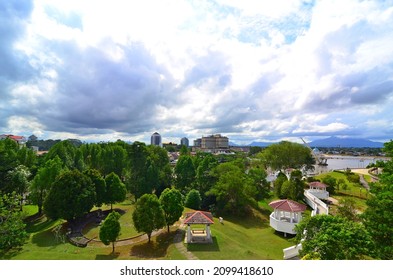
248,141,277,147
308,137,384,148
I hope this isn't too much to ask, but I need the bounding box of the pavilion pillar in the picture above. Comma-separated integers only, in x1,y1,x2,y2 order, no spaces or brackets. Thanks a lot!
206,224,211,241
187,224,192,243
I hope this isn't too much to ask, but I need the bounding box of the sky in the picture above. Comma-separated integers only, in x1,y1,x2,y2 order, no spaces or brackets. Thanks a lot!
1,0,393,145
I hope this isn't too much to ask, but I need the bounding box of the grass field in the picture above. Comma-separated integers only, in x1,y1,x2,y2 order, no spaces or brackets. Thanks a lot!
186,209,294,260
3,200,298,260
315,171,369,213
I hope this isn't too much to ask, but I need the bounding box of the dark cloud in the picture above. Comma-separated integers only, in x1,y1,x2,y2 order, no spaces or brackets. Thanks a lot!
28,40,177,135
0,0,34,128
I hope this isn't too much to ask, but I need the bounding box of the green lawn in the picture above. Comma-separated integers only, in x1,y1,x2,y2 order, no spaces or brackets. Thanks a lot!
186,208,294,260
6,201,297,260
315,171,369,213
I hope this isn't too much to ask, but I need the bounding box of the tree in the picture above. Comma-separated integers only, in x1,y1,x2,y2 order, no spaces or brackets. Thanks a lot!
104,172,127,210
84,169,106,207
195,154,218,196
174,155,196,194
208,162,257,215
45,140,77,169
99,211,121,253
7,165,31,210
247,167,270,200
44,170,96,222
132,194,165,242
185,189,202,210
126,142,150,200
295,215,375,259
0,192,29,251
159,188,184,232
362,184,393,259
337,198,359,222
0,138,19,193
30,156,63,215
322,175,337,194
259,141,313,172
273,172,288,198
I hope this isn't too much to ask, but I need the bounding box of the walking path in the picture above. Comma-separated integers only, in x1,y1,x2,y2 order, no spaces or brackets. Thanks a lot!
173,221,199,260
69,211,198,260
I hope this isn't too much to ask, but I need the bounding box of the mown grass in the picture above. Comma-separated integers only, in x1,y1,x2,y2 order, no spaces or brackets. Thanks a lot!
315,171,369,213
186,207,294,260
8,200,298,260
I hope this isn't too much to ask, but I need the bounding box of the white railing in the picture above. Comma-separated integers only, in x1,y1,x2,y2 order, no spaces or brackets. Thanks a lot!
282,190,330,259
270,213,297,235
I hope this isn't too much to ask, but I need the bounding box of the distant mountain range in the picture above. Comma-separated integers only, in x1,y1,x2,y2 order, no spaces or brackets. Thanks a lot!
308,137,384,148
247,137,384,148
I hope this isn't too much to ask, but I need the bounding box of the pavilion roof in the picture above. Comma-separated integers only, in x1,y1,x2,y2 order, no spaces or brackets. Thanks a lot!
184,211,214,224
308,181,328,189
269,199,307,212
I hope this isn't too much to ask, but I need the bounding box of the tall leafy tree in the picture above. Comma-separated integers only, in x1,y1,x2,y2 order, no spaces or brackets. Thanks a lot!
30,156,63,215
84,169,106,207
45,140,77,169
99,211,121,253
295,215,375,260
208,162,257,215
174,155,196,194
132,194,165,242
104,172,127,210
0,138,19,192
126,142,150,200
7,165,31,210
44,170,96,222
184,189,202,210
259,141,314,172
0,192,29,252
247,167,270,200
159,188,184,232
196,154,218,195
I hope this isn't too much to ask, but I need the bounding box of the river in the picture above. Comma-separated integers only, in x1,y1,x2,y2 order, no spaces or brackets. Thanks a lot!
313,155,390,174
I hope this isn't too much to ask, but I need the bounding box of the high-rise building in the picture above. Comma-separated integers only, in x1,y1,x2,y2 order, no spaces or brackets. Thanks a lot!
201,134,229,150
151,132,162,147
180,137,189,147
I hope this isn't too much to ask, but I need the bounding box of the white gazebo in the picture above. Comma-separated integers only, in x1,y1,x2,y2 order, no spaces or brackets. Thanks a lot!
307,181,329,199
269,199,307,236
184,211,214,244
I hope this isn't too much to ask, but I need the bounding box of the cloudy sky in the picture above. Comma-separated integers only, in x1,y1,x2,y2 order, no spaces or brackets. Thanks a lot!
1,0,393,145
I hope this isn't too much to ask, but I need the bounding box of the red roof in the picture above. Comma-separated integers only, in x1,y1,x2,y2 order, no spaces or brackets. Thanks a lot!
184,211,214,224
269,199,307,212
308,181,327,189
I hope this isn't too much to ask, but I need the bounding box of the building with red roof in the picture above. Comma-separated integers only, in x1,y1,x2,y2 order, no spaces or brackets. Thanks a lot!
184,211,214,244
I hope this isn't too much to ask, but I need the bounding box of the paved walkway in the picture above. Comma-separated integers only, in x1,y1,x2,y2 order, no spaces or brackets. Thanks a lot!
173,221,199,260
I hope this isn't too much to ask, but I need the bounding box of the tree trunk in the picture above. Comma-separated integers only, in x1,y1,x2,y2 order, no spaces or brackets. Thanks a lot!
148,233,151,243
167,225,170,233
112,242,115,253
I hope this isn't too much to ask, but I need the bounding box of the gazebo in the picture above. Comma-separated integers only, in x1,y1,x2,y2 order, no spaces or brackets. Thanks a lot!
269,199,307,236
184,211,214,244
307,181,329,199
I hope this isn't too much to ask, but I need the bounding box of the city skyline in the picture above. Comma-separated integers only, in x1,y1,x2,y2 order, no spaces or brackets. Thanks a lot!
1,1,393,145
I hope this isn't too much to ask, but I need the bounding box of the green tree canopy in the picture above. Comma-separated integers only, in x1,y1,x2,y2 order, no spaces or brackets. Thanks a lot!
30,156,63,215
99,211,121,253
0,192,29,252
184,189,202,210
159,188,184,232
84,169,106,207
104,172,127,210
174,155,196,194
295,215,375,260
259,141,314,171
44,169,96,222
132,194,165,242
208,162,257,215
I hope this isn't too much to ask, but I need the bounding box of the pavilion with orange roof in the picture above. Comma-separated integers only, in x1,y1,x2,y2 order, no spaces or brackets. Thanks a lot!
184,211,214,244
